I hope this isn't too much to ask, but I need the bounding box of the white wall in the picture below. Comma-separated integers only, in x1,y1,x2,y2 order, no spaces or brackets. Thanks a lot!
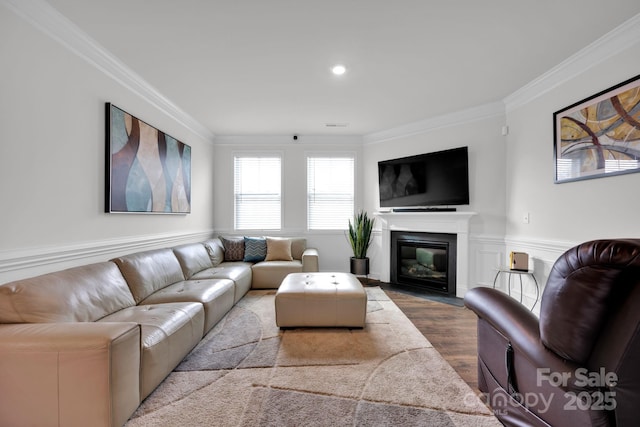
361,114,509,287
211,136,363,272
506,50,640,242
362,116,508,235
4,1,638,306
0,7,216,283
504,40,640,313
352,16,640,313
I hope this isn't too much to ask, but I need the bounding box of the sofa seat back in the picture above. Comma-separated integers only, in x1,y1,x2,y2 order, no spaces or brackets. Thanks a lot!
0,262,136,323
540,239,640,364
207,237,307,262
290,238,307,260
112,249,185,304
203,239,225,265
172,243,214,279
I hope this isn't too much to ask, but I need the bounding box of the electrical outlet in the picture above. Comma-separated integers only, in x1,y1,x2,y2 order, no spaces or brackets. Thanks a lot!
523,212,530,224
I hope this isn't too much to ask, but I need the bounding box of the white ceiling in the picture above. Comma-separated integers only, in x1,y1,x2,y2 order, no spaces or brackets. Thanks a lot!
45,0,640,137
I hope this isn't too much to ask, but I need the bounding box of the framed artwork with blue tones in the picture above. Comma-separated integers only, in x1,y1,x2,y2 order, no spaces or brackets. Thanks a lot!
106,103,191,213
553,74,640,183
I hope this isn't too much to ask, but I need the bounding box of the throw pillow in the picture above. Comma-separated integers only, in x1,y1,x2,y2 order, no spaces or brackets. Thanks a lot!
219,236,245,261
265,237,293,261
243,236,267,262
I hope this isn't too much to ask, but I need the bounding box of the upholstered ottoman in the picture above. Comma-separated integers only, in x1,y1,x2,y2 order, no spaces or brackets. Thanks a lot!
275,272,367,328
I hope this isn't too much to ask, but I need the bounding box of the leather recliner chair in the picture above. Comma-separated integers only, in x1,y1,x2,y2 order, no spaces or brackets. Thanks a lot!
464,239,640,427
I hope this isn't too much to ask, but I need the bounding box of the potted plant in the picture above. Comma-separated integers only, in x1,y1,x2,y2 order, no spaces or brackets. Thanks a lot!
348,210,375,276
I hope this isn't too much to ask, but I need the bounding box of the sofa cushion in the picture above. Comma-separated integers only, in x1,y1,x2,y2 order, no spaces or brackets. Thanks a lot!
0,262,136,323
265,237,293,261
251,260,303,289
173,243,214,279
139,279,235,334
111,249,185,304
203,239,224,266
219,236,245,261
99,302,204,399
243,236,267,262
190,262,253,303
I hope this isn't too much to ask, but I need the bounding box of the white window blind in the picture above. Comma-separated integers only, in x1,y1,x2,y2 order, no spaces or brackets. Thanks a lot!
307,156,355,230
234,155,281,230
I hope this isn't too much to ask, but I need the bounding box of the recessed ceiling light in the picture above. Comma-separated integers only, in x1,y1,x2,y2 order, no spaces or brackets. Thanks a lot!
331,64,347,76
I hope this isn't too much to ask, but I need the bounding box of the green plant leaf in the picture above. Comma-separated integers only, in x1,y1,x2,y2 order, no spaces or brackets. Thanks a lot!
348,210,375,258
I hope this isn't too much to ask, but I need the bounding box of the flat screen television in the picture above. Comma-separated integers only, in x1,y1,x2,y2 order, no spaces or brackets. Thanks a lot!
378,146,469,209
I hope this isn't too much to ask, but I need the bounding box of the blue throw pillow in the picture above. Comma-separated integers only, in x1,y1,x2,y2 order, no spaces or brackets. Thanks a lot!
243,237,267,262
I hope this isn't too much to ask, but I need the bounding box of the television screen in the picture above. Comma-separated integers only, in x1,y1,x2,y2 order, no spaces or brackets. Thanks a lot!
378,146,469,208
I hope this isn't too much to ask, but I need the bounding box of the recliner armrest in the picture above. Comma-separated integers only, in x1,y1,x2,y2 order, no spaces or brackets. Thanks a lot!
301,248,319,272
465,287,586,392
0,322,141,427
465,286,540,347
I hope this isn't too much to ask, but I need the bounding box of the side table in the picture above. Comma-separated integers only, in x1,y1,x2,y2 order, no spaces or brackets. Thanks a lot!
492,268,539,311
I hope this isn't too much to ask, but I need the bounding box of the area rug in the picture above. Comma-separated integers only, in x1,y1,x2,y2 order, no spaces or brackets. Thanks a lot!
125,287,499,426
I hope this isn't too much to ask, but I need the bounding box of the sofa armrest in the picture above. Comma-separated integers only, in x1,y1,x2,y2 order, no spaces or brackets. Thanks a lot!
301,248,319,272
0,322,141,427
464,287,586,392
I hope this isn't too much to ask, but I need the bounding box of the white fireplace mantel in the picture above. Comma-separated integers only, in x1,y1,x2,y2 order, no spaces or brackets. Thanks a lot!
375,211,476,298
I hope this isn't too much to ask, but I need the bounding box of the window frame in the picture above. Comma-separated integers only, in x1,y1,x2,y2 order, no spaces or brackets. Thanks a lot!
305,151,357,231
233,151,284,231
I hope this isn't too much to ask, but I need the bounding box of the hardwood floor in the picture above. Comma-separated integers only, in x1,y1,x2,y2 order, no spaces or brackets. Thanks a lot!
380,285,480,391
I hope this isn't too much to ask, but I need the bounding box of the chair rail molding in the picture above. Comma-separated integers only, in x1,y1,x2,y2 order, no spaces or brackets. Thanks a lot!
504,235,577,255
0,230,214,283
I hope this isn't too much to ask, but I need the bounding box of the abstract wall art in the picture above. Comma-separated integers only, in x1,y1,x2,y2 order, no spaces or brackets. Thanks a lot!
106,103,191,213
553,74,640,183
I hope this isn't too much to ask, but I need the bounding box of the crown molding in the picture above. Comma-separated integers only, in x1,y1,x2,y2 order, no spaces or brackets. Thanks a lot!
2,0,216,143
214,135,364,146
363,101,505,145
504,12,640,112
7,1,637,145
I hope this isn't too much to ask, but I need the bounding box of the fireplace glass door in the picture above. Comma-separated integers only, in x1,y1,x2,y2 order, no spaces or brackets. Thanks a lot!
391,231,457,295
399,242,448,287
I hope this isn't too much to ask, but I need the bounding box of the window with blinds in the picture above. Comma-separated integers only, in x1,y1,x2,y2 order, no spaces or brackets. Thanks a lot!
234,155,282,230
307,155,355,230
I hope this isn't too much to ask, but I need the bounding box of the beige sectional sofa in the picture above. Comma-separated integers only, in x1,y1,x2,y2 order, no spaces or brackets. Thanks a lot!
204,237,319,289
0,237,318,427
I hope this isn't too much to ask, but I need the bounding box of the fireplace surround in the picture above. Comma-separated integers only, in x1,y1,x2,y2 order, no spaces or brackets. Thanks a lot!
375,211,476,298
